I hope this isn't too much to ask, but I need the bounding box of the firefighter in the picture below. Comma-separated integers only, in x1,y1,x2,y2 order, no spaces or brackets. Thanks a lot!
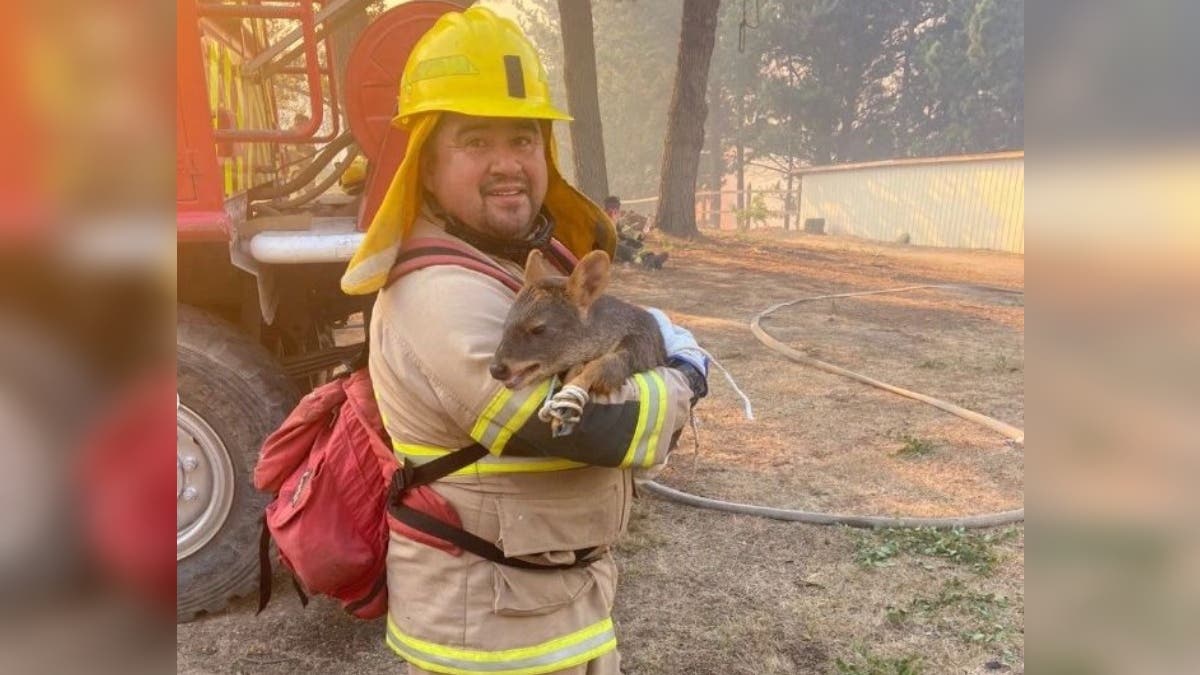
604,195,669,270
340,8,707,674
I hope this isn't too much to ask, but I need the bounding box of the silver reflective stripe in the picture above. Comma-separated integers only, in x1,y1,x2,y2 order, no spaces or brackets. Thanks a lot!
628,367,667,468
387,616,616,674
474,388,525,450
472,380,552,454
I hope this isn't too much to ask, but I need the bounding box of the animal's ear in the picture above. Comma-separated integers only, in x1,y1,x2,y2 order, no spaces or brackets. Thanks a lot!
567,250,610,312
523,249,556,286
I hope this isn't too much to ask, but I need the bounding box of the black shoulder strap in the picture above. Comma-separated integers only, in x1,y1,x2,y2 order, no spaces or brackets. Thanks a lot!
387,447,597,570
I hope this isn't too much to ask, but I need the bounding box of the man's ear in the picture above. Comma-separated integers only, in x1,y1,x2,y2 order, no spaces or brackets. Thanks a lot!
566,250,610,312
523,249,556,286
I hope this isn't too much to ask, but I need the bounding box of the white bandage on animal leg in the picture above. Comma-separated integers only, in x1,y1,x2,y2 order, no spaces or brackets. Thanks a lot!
538,384,589,434
553,385,589,409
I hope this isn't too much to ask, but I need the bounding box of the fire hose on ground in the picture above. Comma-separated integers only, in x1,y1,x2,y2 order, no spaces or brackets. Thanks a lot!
640,284,1025,530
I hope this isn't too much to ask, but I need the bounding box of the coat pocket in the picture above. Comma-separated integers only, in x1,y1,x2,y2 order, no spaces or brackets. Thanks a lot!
494,482,624,558
491,564,595,617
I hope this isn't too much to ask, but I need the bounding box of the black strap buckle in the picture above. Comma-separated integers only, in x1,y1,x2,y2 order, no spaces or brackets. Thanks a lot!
389,459,415,502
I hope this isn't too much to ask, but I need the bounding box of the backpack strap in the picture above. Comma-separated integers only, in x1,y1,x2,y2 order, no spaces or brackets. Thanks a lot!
544,238,579,275
385,236,579,292
386,237,523,293
387,449,598,570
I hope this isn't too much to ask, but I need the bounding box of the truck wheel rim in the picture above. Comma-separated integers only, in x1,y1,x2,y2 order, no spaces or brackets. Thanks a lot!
177,403,236,561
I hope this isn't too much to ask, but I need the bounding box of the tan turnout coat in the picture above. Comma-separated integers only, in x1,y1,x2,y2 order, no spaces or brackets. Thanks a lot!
370,217,695,675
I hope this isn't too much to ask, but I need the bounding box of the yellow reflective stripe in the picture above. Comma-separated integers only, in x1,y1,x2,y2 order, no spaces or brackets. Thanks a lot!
386,615,616,675
393,442,447,457
642,370,669,467
460,457,585,475
471,381,552,454
393,442,584,475
620,373,651,468
495,382,551,452
471,387,513,444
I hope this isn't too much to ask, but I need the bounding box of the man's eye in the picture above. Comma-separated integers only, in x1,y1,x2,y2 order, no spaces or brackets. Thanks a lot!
528,324,546,336
464,138,487,149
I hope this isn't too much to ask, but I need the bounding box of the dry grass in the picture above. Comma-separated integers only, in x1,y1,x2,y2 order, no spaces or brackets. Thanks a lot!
610,230,1024,674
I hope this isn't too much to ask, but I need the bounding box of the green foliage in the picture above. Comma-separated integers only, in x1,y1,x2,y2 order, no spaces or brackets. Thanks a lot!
834,646,923,675
895,435,936,458
886,579,1019,663
733,193,774,230
512,0,681,198
905,0,1024,156
854,526,1019,574
509,0,1022,205
710,0,1023,174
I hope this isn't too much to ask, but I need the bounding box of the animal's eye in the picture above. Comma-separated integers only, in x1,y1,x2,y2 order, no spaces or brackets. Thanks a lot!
528,324,546,336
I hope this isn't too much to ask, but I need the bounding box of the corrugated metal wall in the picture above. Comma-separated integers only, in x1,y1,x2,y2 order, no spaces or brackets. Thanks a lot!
797,152,1024,253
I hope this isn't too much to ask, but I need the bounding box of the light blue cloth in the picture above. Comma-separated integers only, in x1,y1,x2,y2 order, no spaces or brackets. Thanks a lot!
644,307,708,376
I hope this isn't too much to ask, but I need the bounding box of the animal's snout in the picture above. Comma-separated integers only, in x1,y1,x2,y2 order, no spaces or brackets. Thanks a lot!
489,362,510,381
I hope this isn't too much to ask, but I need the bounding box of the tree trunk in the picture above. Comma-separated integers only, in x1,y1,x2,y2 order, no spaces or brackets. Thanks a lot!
557,0,609,205
654,0,721,238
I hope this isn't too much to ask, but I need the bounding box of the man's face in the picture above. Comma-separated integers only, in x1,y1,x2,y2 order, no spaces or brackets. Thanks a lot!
422,114,549,240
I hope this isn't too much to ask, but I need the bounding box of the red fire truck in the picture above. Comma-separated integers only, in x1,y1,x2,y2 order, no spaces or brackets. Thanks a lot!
176,0,464,621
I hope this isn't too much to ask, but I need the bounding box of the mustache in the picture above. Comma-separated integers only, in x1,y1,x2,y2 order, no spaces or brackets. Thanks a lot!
481,177,530,193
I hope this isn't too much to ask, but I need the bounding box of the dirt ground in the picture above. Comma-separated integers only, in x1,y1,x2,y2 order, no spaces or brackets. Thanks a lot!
177,229,1024,674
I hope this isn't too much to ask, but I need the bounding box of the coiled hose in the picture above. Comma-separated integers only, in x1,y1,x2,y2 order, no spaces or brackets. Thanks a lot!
641,284,1025,529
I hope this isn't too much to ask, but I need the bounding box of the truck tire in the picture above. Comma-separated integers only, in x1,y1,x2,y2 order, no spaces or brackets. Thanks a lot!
177,305,297,622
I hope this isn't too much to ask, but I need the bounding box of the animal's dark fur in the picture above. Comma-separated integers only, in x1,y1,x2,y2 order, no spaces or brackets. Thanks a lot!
489,250,666,395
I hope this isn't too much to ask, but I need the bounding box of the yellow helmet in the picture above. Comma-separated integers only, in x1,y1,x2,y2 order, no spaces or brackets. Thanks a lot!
340,7,615,296
396,6,571,127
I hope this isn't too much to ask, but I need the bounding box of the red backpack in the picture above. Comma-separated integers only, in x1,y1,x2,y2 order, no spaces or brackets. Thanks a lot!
253,239,581,619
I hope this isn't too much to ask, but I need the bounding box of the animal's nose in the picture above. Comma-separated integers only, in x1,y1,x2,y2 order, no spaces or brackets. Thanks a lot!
489,362,510,381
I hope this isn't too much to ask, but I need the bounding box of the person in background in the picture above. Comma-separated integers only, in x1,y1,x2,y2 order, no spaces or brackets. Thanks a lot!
603,195,668,270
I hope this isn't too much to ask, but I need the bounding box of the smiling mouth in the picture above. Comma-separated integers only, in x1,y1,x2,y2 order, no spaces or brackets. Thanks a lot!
484,184,528,199
503,363,540,389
